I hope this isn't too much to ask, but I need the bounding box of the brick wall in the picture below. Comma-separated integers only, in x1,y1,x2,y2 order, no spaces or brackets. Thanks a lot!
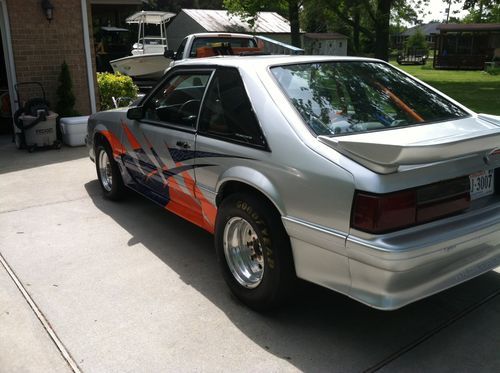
6,0,95,115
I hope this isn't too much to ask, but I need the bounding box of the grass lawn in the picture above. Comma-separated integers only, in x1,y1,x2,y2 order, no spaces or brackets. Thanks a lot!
392,62,500,115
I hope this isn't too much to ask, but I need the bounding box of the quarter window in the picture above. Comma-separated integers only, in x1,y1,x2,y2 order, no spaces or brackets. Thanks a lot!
198,67,267,148
143,72,210,128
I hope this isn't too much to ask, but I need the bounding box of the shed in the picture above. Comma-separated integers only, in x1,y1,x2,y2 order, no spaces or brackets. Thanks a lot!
434,23,500,70
166,9,299,50
303,33,348,56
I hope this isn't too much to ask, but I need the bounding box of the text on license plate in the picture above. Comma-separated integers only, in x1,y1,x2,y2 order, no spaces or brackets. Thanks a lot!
470,170,495,200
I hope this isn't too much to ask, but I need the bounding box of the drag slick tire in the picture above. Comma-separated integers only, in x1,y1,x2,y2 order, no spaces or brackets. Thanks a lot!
95,142,125,200
215,193,296,311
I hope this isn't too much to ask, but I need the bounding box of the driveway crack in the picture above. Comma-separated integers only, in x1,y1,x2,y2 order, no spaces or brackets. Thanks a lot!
0,253,83,373
363,289,500,372
0,194,99,215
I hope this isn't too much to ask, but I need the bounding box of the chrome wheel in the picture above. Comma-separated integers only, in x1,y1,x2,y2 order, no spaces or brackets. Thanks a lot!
98,149,113,192
223,217,265,289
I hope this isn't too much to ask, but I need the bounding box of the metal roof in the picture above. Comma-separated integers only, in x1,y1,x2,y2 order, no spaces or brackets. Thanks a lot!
438,23,500,32
304,32,347,40
126,11,176,25
182,9,293,34
401,22,441,37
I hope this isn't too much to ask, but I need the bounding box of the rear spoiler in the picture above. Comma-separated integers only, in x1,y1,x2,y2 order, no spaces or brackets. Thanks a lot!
318,116,500,174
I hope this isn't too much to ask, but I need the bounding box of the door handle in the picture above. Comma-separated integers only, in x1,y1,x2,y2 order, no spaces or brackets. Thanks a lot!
176,141,190,149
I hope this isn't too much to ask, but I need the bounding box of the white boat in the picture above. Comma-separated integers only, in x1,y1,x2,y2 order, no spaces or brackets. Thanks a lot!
110,11,175,80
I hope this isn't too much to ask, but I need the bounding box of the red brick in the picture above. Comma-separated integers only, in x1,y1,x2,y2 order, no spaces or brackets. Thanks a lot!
6,0,95,114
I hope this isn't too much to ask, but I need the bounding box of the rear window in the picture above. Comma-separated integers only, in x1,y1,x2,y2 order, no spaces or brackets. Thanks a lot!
271,62,468,136
189,37,257,57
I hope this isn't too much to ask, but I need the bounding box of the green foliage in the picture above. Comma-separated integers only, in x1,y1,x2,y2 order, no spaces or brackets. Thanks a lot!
463,0,500,23
224,0,301,47
143,0,223,12
56,61,79,117
486,66,500,76
392,62,500,115
97,72,138,111
406,29,428,52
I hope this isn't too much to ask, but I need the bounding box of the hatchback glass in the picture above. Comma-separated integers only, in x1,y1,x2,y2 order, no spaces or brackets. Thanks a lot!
271,62,469,136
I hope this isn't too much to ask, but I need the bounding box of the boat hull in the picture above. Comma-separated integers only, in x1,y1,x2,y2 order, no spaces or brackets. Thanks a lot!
110,53,171,79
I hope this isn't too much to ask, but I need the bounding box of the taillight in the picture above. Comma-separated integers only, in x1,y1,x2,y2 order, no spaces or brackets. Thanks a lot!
351,177,470,234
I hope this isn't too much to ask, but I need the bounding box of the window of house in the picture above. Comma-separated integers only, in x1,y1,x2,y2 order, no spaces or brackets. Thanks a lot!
198,67,267,148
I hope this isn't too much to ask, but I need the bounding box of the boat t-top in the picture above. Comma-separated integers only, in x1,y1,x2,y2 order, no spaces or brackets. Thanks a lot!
110,11,176,80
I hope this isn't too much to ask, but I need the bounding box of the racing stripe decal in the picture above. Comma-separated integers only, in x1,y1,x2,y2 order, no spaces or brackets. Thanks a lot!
100,130,125,157
122,121,142,150
165,177,213,232
118,123,228,233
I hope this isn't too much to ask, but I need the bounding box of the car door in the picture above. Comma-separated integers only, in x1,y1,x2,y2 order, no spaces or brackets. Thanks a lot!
123,67,214,226
194,66,270,231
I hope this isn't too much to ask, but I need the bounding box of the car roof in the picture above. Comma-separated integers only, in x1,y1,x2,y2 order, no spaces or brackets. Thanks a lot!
189,32,257,39
174,55,383,70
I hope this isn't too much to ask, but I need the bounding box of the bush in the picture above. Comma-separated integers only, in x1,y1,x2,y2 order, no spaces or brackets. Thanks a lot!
56,61,79,116
406,30,429,55
97,72,138,111
486,67,500,76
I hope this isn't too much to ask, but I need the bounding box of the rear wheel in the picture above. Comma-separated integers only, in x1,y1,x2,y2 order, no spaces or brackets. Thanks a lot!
215,193,296,311
95,142,124,200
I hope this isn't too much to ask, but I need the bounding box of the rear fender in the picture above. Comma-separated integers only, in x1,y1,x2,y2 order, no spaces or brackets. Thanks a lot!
216,166,285,215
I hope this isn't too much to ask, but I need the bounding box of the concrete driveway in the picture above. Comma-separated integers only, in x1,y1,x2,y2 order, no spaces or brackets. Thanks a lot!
1,135,499,372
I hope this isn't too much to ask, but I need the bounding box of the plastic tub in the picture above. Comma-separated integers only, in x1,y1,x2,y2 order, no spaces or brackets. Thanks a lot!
60,116,89,146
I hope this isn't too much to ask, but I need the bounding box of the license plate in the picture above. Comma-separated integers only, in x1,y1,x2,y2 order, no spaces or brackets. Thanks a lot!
470,170,495,200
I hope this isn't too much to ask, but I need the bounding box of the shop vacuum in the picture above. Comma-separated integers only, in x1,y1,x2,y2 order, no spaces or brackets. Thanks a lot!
13,82,61,152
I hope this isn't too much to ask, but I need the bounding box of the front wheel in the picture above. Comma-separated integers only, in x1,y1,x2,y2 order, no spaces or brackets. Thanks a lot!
215,193,296,311
95,143,125,200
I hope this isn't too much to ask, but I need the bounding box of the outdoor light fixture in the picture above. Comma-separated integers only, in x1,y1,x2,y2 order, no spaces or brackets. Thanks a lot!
41,0,54,23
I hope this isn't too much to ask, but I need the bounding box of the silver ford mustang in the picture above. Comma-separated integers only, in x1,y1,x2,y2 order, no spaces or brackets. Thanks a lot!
87,56,500,311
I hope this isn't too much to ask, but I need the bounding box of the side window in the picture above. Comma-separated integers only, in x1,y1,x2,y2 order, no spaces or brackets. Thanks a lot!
143,72,210,128
198,67,267,148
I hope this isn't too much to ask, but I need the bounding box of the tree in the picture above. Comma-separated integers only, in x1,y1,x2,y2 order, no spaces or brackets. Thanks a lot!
312,0,431,60
463,0,500,22
56,61,78,117
314,0,394,60
406,29,428,53
223,0,303,47
143,0,224,12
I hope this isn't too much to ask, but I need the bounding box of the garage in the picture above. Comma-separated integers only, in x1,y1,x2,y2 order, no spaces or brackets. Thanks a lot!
0,0,14,136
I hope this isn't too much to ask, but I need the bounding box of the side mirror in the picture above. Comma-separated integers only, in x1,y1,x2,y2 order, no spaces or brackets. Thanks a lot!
127,106,144,120
164,49,175,59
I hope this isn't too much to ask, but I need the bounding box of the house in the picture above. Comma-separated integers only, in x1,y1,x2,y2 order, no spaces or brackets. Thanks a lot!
393,22,440,49
303,33,348,56
0,0,142,135
433,23,500,70
166,9,300,51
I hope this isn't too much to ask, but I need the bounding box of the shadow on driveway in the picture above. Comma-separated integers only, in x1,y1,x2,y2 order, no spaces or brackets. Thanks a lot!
0,135,88,175
84,180,500,372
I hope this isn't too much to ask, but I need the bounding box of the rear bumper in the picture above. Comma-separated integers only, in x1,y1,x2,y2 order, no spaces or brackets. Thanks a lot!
284,203,500,310
346,204,500,309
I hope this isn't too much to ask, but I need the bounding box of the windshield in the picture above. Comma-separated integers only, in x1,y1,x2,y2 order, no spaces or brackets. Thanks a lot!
271,62,468,136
